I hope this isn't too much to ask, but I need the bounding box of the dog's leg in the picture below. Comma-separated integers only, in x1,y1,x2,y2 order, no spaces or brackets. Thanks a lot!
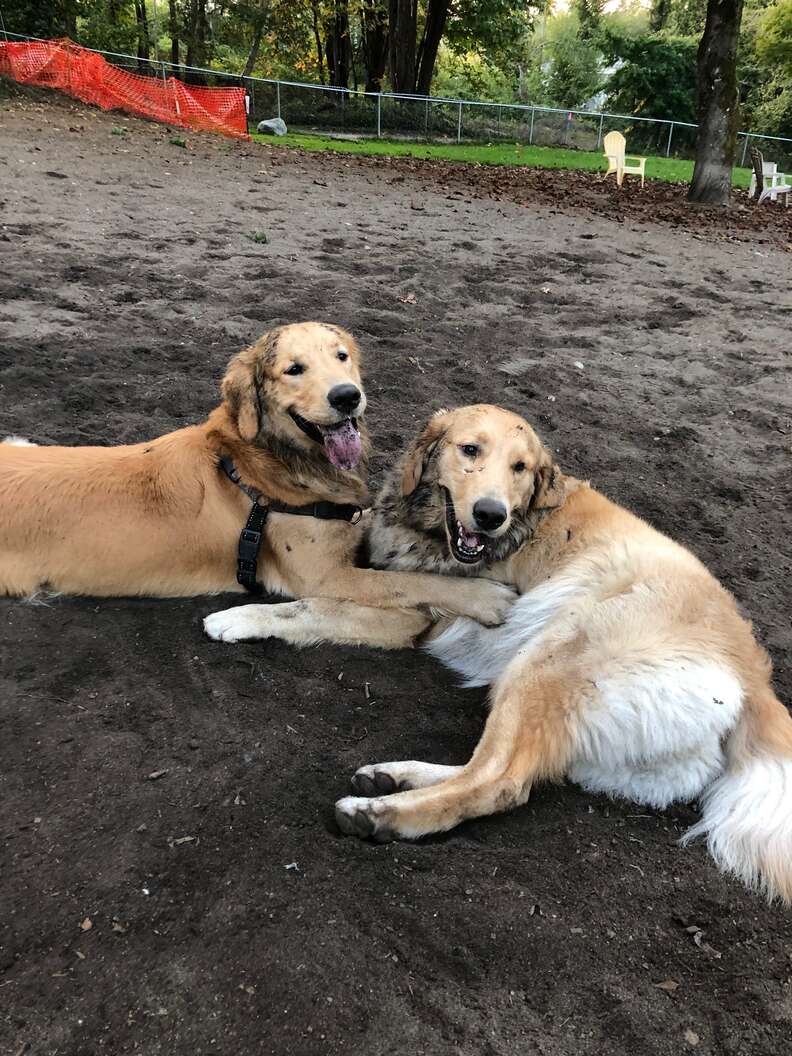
306,568,516,627
351,761,463,796
204,598,430,649
335,664,575,840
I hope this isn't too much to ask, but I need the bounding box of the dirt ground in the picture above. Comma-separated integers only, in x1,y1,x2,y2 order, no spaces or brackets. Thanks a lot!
1,85,791,1056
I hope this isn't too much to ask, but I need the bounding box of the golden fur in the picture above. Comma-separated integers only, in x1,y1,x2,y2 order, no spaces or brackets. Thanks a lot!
330,405,792,903
0,327,514,630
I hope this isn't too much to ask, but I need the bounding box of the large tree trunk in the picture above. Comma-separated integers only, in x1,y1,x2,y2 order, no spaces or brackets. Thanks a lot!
325,1,352,90
388,0,418,94
184,0,209,83
687,0,744,206
242,0,270,77
415,0,449,97
361,0,388,93
135,0,151,71
168,0,180,70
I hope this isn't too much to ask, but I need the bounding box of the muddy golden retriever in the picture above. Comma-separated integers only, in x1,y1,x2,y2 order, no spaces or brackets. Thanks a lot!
325,404,790,902
0,326,513,632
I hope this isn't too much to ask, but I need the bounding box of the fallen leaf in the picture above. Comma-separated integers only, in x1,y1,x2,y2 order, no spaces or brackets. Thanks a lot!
399,292,417,304
148,769,169,781
684,1029,700,1047
80,917,92,931
654,979,679,992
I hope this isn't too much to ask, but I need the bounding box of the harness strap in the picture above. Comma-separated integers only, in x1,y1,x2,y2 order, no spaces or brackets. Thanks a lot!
219,455,363,594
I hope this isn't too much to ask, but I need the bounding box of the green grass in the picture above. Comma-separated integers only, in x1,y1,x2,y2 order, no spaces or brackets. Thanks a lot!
250,131,752,189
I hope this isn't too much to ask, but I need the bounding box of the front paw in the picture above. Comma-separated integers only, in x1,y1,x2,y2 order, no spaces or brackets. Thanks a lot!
471,580,517,626
335,796,396,842
203,606,267,642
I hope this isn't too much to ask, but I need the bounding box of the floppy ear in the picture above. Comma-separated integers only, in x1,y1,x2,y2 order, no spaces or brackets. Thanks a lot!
400,410,449,496
221,347,261,442
528,448,565,511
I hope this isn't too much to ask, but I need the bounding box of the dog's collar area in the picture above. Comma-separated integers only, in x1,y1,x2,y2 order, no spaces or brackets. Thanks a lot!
220,456,363,593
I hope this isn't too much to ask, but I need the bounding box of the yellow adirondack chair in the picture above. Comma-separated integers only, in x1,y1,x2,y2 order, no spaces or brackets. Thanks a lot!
603,131,647,188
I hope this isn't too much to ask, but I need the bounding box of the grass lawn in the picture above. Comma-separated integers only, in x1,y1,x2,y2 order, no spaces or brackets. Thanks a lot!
250,131,752,189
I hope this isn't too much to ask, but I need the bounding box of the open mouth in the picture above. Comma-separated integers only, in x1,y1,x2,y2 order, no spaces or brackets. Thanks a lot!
289,410,362,471
442,488,488,565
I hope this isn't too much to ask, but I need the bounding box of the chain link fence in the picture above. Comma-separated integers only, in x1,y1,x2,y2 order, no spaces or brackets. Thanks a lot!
5,30,792,170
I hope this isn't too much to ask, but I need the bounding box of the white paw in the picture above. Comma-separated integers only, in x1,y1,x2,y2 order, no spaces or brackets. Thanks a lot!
476,580,518,626
203,607,268,642
2,435,36,447
335,795,395,841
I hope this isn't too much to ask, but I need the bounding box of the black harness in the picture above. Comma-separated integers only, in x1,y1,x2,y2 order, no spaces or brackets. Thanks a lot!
220,456,363,594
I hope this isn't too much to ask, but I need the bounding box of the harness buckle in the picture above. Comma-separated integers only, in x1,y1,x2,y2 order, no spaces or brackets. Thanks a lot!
239,529,262,564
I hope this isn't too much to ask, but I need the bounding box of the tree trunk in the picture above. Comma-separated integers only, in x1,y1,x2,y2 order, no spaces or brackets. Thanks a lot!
361,0,388,93
184,0,209,83
168,0,179,71
242,0,270,78
310,1,326,85
388,0,418,94
135,0,151,71
325,1,352,90
687,0,744,206
415,0,449,97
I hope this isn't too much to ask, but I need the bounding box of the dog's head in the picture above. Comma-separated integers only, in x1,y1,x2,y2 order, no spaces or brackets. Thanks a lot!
221,322,367,471
398,404,564,566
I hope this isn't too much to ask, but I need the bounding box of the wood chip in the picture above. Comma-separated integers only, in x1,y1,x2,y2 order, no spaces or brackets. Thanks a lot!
654,979,679,992
80,917,92,931
148,769,169,781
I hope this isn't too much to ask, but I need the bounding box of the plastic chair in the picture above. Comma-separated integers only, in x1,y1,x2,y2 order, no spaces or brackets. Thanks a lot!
603,130,647,188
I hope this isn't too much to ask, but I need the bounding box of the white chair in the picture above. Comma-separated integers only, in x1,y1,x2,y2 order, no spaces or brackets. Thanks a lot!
749,151,791,207
603,130,646,188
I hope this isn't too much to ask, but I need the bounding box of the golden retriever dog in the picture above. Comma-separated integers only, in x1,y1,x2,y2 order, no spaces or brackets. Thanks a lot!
330,404,792,903
0,326,513,634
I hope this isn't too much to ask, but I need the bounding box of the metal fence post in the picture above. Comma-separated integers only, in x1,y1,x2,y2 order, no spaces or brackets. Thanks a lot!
597,113,604,149
529,107,535,145
424,97,429,139
666,122,674,158
741,134,750,166
276,80,281,120
377,93,382,138
457,101,462,144
160,61,167,86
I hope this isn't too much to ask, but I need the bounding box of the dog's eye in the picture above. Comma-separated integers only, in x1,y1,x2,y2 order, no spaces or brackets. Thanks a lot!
513,461,526,473
460,444,479,458
284,363,304,376
337,351,348,362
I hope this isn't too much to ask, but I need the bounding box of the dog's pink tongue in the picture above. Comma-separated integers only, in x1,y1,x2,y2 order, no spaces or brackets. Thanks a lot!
321,419,362,471
460,524,483,548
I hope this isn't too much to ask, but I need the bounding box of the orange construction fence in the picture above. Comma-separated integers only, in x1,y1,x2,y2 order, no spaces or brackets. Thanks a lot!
0,38,249,140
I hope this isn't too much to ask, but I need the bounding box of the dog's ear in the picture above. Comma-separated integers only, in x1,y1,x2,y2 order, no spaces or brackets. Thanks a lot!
400,409,449,496
221,347,261,442
528,447,565,511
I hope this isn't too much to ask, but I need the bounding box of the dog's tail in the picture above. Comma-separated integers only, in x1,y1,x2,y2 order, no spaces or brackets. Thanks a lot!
2,436,36,447
683,686,792,903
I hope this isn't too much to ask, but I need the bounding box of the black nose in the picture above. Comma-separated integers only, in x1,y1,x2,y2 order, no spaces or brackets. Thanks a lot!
473,498,507,532
327,383,361,415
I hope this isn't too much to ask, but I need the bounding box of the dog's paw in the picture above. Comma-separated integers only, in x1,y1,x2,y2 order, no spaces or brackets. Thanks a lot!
203,606,267,642
335,796,396,842
351,765,409,797
473,580,518,626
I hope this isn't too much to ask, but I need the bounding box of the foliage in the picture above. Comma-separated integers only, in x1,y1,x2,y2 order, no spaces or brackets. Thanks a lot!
600,28,698,122
521,13,602,108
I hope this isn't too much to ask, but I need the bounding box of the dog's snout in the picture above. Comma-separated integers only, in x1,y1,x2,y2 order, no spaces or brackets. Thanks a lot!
327,383,361,415
473,498,507,532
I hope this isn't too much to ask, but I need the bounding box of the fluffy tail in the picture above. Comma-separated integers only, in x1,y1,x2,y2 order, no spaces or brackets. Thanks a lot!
2,435,36,446
683,689,792,903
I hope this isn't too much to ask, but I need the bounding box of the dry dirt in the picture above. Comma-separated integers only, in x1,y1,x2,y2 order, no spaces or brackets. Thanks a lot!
1,84,791,1056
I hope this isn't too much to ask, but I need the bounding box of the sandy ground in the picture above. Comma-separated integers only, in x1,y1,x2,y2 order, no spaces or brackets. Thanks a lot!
1,84,791,1056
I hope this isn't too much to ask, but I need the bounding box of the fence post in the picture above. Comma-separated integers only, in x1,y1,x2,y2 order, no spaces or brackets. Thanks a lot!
377,93,382,138
529,107,535,145
666,122,674,158
424,97,429,139
248,78,255,127
457,101,462,145
741,134,749,167
276,80,281,120
597,113,604,149
160,61,167,86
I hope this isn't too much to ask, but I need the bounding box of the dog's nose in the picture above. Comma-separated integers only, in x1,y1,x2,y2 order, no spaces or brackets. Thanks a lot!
327,383,361,415
473,498,507,532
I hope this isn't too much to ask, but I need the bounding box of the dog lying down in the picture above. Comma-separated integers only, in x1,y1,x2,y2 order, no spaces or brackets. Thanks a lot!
0,324,513,631
210,403,792,902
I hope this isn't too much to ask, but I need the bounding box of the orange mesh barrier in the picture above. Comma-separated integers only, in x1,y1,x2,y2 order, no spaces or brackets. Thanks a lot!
0,39,249,139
